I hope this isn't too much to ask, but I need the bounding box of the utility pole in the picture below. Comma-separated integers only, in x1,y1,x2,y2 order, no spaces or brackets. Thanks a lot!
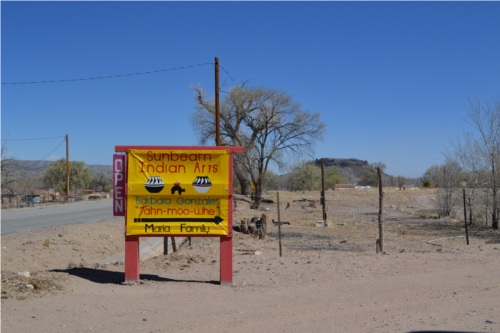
215,57,221,146
66,133,70,202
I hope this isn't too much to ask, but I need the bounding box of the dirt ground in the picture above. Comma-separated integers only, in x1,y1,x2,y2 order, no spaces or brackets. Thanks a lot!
2,188,500,333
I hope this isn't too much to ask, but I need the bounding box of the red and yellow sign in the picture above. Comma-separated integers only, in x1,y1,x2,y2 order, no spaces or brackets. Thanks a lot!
126,149,231,236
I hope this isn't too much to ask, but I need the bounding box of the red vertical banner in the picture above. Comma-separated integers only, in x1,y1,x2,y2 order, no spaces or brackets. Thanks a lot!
113,154,125,216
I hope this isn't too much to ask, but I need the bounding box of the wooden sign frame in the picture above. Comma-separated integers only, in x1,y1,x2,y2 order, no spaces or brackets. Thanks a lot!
114,145,244,285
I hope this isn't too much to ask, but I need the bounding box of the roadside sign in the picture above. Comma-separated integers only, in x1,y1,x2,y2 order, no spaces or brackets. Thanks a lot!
126,149,232,236
114,145,243,285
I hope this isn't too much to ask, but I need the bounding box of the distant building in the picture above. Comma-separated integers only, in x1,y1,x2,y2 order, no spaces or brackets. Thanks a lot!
334,184,356,189
2,192,20,208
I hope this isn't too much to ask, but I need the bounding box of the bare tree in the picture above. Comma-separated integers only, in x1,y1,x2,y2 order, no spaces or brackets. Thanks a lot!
90,172,112,192
448,132,485,224
16,170,41,199
466,98,500,229
372,162,386,187
425,160,462,217
396,176,407,190
1,143,16,195
193,85,325,208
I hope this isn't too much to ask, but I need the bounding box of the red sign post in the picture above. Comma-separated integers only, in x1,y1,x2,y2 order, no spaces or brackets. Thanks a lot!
114,145,243,285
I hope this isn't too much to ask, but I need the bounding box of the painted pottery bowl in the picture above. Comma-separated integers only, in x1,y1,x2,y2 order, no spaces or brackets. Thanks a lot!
145,176,164,193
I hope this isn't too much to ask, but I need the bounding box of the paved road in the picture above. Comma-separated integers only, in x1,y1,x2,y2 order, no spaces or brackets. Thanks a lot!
1,199,115,235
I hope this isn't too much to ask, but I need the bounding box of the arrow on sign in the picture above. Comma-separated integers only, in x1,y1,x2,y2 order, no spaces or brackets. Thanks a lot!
134,216,224,224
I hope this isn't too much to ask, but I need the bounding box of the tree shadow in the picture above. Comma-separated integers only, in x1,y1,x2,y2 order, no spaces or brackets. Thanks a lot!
265,231,365,252
407,331,483,333
395,217,500,244
50,267,219,285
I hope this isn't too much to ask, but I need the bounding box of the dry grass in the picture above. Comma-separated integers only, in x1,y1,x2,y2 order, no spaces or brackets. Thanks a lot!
234,188,499,255
2,188,498,302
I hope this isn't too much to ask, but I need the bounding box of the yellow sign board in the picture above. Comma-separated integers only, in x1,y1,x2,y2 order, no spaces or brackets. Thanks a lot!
126,149,231,236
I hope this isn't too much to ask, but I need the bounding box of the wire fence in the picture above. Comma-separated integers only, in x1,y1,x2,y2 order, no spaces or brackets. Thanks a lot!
234,188,499,254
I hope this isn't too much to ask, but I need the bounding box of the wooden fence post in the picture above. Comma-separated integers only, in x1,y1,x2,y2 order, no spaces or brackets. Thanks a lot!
376,167,384,253
277,192,282,257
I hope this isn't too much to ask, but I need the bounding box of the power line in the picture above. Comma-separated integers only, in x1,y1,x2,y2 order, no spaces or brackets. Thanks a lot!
219,63,237,86
2,62,213,85
2,136,66,142
13,137,66,170
37,138,66,162
3,60,243,96
31,137,66,167
2,135,66,169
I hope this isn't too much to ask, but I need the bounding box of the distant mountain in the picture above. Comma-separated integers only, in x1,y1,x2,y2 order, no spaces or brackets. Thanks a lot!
86,164,113,176
10,158,370,182
314,158,370,184
7,160,112,178
9,158,414,186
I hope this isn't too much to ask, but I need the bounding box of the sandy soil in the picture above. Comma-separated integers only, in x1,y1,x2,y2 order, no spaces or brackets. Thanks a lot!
2,188,500,333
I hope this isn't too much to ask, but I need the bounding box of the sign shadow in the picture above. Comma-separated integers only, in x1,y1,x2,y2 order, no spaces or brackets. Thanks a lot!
51,267,219,285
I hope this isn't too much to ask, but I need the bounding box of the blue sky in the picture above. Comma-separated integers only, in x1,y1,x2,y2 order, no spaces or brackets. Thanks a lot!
2,1,500,178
